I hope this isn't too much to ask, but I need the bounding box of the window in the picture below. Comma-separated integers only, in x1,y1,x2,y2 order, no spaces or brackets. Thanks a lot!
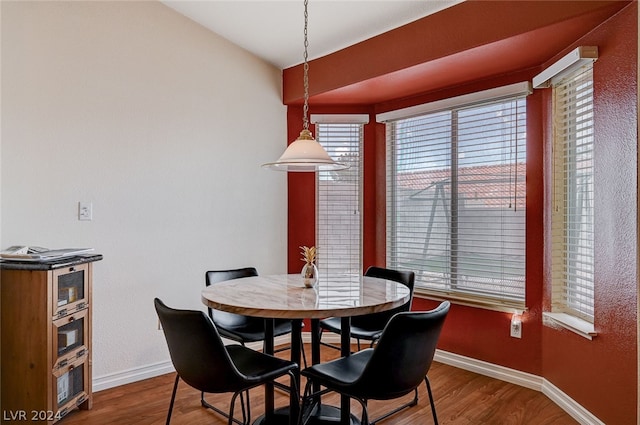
313,117,366,278
551,65,595,323
379,83,530,309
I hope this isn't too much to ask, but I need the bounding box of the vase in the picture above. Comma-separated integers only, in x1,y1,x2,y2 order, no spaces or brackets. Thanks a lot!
301,263,318,288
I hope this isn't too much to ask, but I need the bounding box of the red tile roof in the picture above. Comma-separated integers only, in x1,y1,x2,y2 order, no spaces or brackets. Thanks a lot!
396,163,526,209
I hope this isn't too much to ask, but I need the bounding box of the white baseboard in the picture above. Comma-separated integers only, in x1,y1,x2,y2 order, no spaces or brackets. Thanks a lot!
93,360,175,392
541,379,605,425
93,336,603,425
433,350,542,391
434,350,604,425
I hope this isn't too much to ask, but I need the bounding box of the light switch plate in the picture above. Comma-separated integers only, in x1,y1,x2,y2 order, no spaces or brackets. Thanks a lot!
78,202,93,221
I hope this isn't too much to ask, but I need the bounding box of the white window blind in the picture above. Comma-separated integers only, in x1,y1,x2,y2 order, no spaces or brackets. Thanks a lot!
315,123,363,278
551,66,595,322
385,93,527,306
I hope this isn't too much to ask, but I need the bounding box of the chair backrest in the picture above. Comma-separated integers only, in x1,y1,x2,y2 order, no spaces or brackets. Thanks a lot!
351,266,416,329
354,301,450,400
205,268,259,328
154,298,247,393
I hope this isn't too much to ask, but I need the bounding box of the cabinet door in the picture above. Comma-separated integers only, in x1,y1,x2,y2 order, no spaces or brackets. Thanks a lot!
52,264,89,319
52,352,89,420
52,308,89,367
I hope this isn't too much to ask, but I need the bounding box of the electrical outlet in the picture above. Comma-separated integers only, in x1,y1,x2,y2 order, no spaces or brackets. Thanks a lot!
510,320,522,338
78,202,93,221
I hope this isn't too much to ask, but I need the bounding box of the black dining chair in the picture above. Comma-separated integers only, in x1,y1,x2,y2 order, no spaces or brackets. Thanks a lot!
205,268,307,366
319,266,416,351
154,298,298,425
299,301,450,425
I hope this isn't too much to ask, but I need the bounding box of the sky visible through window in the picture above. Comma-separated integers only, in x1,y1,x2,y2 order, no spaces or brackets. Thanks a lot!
395,100,526,172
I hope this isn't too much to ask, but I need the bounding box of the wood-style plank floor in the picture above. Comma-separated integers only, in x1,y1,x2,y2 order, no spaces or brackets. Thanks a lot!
60,345,578,425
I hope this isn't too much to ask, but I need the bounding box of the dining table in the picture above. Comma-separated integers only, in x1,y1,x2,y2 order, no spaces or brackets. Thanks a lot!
201,272,411,425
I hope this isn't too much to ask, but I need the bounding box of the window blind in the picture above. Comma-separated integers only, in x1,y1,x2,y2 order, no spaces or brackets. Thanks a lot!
386,93,527,306
551,66,594,321
316,123,363,278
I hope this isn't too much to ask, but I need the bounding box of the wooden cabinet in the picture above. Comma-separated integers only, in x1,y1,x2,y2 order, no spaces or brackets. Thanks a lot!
1,255,102,424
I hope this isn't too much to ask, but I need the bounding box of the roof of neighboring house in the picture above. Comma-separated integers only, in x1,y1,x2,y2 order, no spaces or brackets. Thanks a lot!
397,163,526,209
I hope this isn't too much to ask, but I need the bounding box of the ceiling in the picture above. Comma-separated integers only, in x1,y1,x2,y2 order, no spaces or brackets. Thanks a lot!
160,0,464,69
161,1,631,105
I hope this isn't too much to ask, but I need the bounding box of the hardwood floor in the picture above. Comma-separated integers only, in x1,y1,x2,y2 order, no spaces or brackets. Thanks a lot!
60,346,577,425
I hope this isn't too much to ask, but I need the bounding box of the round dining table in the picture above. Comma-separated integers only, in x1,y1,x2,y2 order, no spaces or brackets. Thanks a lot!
201,273,411,425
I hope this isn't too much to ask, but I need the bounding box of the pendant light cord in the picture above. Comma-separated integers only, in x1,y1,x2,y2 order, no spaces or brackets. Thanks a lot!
261,0,348,171
302,0,310,131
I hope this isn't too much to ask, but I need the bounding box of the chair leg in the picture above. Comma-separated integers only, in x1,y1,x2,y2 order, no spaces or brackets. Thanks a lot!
318,327,342,352
202,391,247,425
229,390,256,425
350,396,369,425
285,370,300,423
369,387,418,425
166,374,179,425
298,379,331,425
425,376,438,425
228,391,241,425
236,391,247,424
297,380,315,425
244,390,251,424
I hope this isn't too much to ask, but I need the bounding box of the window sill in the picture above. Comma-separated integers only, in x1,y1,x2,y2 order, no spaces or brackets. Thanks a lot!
414,287,526,313
543,312,596,340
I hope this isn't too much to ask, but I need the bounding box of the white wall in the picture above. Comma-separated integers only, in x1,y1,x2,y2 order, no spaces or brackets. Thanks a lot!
1,1,288,386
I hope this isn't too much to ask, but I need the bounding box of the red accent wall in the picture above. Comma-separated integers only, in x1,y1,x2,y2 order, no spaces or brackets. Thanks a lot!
286,106,316,270
284,2,637,423
540,5,638,424
283,1,630,105
286,105,377,272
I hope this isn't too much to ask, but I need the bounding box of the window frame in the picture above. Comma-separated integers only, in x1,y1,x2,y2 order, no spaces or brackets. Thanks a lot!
378,83,531,312
312,115,367,278
546,64,596,338
533,46,598,339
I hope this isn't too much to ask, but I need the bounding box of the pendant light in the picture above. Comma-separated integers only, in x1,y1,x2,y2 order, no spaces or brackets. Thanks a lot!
262,0,348,172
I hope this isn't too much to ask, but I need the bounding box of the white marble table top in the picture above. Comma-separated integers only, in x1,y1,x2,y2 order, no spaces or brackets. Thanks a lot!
201,273,410,319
